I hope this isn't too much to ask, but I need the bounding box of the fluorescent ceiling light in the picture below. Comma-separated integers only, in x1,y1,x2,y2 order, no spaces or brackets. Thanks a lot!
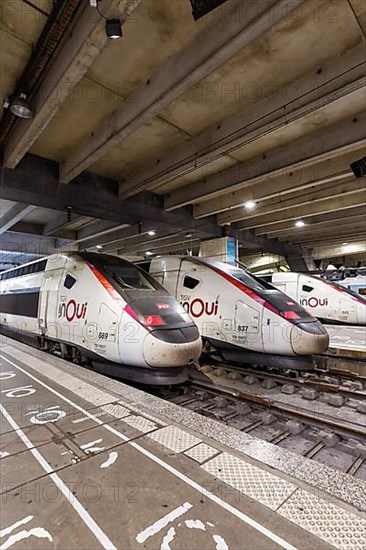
295,220,305,228
244,200,256,210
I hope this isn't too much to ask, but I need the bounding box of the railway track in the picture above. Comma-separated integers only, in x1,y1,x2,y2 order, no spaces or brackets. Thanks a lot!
153,357,366,480
159,381,366,480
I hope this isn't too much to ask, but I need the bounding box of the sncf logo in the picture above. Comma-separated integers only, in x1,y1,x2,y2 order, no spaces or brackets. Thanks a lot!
182,298,219,318
59,299,88,321
300,297,328,308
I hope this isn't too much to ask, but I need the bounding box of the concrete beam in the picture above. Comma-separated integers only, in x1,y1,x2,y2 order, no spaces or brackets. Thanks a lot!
280,225,366,244
6,222,44,236
220,179,362,226
76,221,129,244
120,43,366,198
0,203,36,235
104,222,216,253
80,225,144,251
286,247,316,272
4,0,142,169
255,209,366,237
43,213,88,236
165,113,366,212
0,231,71,257
237,191,366,230
59,0,306,183
237,229,288,256
1,154,217,233
117,234,202,256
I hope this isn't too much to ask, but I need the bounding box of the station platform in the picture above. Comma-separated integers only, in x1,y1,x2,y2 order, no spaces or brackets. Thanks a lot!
1,337,365,550
325,325,366,373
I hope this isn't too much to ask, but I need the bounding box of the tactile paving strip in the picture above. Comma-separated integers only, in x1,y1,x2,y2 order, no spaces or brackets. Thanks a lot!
202,453,296,510
125,404,168,426
101,403,131,419
122,415,158,434
147,425,201,453
278,489,366,550
184,443,220,464
76,386,117,407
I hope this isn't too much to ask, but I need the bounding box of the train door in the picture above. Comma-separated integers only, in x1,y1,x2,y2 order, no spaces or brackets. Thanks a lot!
38,274,52,333
234,300,264,352
178,260,221,341
298,276,335,320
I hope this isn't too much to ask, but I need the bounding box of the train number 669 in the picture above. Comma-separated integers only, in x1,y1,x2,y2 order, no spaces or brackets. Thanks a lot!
98,331,109,339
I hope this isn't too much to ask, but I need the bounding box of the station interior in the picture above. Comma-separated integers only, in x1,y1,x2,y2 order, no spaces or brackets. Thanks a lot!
0,1,365,549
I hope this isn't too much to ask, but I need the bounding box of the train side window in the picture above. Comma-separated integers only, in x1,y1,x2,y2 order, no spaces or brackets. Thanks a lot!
64,274,77,289
183,275,200,290
302,284,314,293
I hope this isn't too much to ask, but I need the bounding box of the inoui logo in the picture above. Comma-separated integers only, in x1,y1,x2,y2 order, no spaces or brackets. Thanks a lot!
181,298,219,318
300,297,328,308
58,299,88,321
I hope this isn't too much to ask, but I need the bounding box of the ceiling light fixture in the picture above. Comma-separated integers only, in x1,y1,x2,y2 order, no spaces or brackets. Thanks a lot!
10,93,33,119
105,18,122,39
295,220,305,228
189,0,230,20
244,200,256,210
93,0,123,39
96,245,103,250
145,251,152,256
147,230,156,236
185,232,193,238
350,157,366,179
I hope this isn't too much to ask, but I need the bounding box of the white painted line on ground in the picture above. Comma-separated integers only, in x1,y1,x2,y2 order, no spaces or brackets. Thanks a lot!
1,527,53,549
0,516,33,537
1,354,298,550
0,403,116,550
136,502,192,543
100,452,118,469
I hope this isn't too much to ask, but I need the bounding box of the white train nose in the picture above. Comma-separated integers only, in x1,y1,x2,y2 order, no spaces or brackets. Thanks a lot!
290,321,329,355
143,329,202,368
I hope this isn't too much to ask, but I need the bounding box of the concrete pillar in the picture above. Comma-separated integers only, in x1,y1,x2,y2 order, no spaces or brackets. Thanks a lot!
285,245,316,271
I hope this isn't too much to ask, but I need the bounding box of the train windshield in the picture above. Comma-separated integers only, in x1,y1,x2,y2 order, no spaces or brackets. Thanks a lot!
227,268,274,293
321,278,366,302
80,252,163,293
108,265,156,290
212,261,313,321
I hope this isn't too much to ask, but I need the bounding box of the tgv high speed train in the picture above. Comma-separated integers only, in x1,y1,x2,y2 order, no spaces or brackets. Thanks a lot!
264,272,366,325
144,256,329,370
325,268,366,296
0,253,202,384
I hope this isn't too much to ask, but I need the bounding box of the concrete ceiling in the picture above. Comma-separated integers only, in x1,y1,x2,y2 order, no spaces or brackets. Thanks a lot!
0,0,365,269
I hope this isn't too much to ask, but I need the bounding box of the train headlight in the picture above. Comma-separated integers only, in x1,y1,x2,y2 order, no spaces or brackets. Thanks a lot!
140,315,166,327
